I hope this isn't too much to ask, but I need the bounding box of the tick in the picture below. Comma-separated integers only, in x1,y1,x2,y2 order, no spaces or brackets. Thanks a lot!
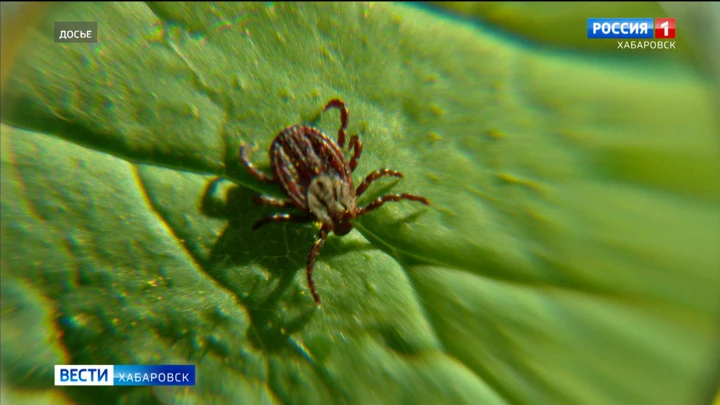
240,98,430,306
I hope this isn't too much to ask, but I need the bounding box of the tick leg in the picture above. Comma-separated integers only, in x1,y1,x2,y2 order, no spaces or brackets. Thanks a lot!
306,227,328,306
240,144,274,183
357,193,431,216
253,194,292,207
356,169,404,197
348,135,363,173
323,98,348,148
251,213,312,231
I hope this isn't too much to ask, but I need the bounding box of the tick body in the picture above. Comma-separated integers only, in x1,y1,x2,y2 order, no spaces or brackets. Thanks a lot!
240,99,430,306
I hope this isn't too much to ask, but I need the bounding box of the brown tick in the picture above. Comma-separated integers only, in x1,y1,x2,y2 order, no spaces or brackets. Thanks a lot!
239,99,430,306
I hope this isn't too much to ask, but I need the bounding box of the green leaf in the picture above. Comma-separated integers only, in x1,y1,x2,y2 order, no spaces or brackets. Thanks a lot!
2,3,719,405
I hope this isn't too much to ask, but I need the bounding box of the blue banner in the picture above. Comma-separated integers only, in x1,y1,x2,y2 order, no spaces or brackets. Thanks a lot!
114,365,196,386
587,18,654,39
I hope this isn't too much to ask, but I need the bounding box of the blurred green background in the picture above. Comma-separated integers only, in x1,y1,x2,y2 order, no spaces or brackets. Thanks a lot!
2,2,719,405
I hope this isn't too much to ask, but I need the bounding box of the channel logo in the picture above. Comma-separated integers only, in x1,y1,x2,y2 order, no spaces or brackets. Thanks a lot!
654,18,675,39
54,365,196,386
587,18,675,39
